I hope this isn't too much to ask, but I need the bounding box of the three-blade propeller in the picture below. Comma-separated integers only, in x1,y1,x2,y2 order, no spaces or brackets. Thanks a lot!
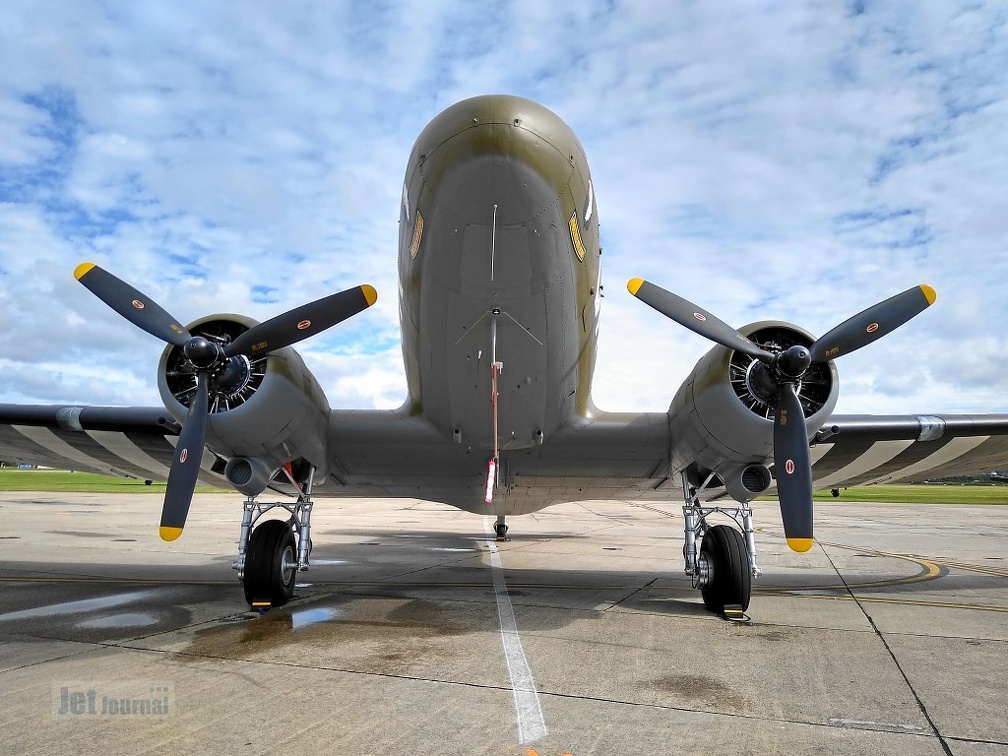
627,277,936,551
75,262,377,541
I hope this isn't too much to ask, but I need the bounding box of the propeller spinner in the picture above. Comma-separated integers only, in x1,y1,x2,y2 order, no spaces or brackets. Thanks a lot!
75,262,377,541
627,277,936,551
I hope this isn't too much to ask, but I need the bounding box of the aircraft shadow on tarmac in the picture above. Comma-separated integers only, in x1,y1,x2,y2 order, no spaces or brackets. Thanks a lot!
4,524,990,660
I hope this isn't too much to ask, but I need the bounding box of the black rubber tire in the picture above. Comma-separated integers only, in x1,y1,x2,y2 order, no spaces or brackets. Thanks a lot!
243,519,297,607
699,525,751,614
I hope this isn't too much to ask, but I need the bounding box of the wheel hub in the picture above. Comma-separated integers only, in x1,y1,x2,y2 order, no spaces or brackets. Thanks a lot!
696,551,712,588
281,544,295,585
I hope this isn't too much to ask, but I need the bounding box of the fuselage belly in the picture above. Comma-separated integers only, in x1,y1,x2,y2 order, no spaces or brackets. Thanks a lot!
398,96,602,509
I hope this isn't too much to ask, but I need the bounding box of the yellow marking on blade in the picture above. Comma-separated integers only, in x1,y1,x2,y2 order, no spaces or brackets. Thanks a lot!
919,284,937,305
74,262,96,280
159,526,183,542
361,284,378,307
787,537,814,553
627,277,644,295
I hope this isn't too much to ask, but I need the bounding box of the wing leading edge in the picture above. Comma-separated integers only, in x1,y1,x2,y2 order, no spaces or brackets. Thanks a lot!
3,405,1008,506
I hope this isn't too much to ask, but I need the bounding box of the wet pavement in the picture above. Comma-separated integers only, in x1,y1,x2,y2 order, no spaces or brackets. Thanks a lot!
1,492,1007,755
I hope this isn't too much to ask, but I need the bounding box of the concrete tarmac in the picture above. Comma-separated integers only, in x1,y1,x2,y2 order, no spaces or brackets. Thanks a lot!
1,491,1007,755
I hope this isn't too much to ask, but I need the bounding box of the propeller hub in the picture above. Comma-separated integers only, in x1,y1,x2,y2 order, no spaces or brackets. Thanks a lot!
775,345,811,379
183,336,220,369
213,355,252,396
744,360,779,408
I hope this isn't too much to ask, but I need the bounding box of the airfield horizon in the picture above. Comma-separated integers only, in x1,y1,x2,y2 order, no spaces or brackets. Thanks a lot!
1,468,1007,504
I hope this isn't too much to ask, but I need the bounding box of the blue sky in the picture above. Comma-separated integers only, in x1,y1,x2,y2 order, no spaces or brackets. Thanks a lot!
1,1,1006,414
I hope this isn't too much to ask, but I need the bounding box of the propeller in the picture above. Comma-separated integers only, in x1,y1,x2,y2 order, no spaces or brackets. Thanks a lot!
627,277,936,552
75,262,377,541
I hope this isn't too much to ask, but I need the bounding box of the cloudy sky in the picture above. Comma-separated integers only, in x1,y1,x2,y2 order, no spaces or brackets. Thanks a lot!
1,1,1006,417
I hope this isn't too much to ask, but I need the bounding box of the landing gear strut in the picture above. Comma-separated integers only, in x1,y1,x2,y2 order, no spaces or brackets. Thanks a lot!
233,467,315,609
681,471,759,616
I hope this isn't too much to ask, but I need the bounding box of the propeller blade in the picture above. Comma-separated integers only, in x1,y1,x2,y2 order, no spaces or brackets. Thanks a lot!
224,284,378,357
74,262,190,347
627,278,774,362
809,284,936,363
160,372,209,541
773,382,814,553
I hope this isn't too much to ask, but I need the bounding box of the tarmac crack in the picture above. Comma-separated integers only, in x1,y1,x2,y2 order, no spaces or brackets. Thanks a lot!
605,576,658,612
818,543,956,756
102,640,542,695
527,687,950,744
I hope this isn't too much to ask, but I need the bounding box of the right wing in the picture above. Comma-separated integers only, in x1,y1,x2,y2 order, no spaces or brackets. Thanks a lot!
808,413,1008,489
0,404,231,486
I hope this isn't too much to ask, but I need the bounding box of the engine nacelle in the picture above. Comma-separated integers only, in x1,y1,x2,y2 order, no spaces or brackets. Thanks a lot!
669,320,839,493
157,314,331,483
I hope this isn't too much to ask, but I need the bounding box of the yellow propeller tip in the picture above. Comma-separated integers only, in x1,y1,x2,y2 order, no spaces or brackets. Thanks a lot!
74,262,96,281
159,526,183,542
627,277,644,296
361,284,378,307
919,284,937,306
787,537,814,553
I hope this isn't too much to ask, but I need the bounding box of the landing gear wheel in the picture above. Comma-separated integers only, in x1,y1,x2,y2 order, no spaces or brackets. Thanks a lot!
699,525,751,614
242,519,297,608
494,521,509,541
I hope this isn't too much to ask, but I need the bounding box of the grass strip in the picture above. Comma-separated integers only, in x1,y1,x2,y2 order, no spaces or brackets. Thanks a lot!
0,468,218,494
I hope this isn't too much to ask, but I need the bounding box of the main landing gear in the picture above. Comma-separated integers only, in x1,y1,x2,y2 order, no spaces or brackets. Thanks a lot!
681,471,760,618
233,467,315,609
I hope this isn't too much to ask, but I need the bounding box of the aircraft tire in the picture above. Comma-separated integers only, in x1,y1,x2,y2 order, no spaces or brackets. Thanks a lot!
243,519,297,607
699,525,751,614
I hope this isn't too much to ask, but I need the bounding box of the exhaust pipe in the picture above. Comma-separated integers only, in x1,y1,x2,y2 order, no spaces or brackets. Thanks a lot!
224,457,276,498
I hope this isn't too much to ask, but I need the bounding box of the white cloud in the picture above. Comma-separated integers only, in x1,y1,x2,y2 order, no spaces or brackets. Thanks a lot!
0,0,1005,423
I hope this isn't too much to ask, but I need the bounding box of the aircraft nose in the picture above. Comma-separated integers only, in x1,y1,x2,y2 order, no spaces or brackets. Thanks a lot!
410,95,583,226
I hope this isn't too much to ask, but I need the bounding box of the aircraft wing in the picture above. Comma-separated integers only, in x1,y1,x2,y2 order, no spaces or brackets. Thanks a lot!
322,408,1008,508
808,413,1008,489
2,403,1007,506
0,404,231,486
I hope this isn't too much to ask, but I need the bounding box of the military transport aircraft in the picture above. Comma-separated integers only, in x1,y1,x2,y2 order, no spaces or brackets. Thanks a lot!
2,95,1008,615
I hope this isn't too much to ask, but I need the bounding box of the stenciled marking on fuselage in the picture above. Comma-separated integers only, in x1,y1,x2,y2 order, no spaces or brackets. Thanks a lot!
568,212,586,262
409,212,424,259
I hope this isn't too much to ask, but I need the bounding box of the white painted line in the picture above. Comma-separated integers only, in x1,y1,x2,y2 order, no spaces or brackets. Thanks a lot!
862,435,989,485
483,518,547,744
14,425,110,473
0,589,155,622
809,442,835,465
88,429,172,479
812,439,915,489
